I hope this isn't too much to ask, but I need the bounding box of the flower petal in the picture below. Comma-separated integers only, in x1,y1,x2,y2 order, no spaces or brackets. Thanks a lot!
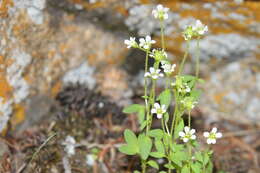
183,138,189,143
191,135,196,140
179,131,185,137
211,127,217,133
203,132,210,137
216,132,222,138
190,129,196,134
151,108,156,114
184,126,190,133
146,35,151,42
154,103,160,109
207,138,212,144
157,114,162,119
211,139,216,144
157,4,163,11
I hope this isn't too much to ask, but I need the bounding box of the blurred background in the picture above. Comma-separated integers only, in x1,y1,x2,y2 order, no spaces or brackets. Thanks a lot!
0,0,259,172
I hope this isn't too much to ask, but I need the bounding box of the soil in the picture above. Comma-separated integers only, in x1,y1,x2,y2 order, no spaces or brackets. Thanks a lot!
0,84,259,173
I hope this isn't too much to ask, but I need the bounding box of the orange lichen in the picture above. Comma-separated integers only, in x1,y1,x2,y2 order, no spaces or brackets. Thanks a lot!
0,0,13,18
10,104,25,128
213,92,228,105
0,75,13,99
51,81,62,97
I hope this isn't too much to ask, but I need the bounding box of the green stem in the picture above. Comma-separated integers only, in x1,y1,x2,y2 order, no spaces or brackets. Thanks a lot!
178,40,190,75
145,50,149,134
160,20,165,50
195,38,200,78
166,76,170,89
170,91,179,136
188,111,191,127
161,116,166,133
141,160,147,173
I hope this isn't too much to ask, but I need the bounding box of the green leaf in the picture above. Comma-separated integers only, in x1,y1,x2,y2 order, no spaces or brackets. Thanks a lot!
191,162,202,173
140,120,147,131
198,78,205,84
195,152,203,163
155,140,165,154
174,119,184,139
164,163,174,169
181,165,190,173
150,152,165,158
118,145,137,155
163,134,171,148
138,134,152,160
134,171,141,173
189,90,201,101
170,151,189,167
158,89,172,108
206,160,213,173
171,143,184,152
123,104,144,114
203,152,210,166
137,109,145,124
124,129,138,146
159,171,167,173
147,160,159,169
148,129,164,139
190,140,199,148
164,112,169,123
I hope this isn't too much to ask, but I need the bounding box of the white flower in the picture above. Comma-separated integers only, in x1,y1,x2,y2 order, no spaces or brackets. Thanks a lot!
144,67,164,79
124,37,137,48
162,63,176,74
151,103,166,119
179,126,196,143
203,127,222,144
192,20,208,36
139,36,156,49
86,154,96,166
152,4,169,20
62,136,76,156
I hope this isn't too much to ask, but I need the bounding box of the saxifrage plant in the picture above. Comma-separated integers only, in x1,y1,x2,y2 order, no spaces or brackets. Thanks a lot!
120,4,222,173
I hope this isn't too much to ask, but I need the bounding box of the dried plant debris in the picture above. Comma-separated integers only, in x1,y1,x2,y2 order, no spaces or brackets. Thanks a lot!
56,84,124,124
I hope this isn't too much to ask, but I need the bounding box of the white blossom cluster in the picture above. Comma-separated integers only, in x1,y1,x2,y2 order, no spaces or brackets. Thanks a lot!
152,4,169,20
183,20,208,40
179,126,222,144
125,4,176,36
124,36,156,50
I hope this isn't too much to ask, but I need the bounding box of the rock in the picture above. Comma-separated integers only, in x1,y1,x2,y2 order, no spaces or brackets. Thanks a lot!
0,141,9,158
189,34,260,62
200,57,260,125
0,0,128,132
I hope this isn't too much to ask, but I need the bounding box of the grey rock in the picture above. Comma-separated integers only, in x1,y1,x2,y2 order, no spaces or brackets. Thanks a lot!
188,34,260,62
200,57,260,125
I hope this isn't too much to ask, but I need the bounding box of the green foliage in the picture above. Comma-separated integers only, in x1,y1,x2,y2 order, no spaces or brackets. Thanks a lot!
147,160,159,169
174,119,184,139
123,104,146,124
158,89,172,108
119,129,139,155
138,134,152,160
148,129,164,139
119,4,216,173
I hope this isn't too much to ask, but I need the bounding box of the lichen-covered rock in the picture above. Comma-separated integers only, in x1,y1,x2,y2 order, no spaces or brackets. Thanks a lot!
189,34,260,62
0,0,128,132
200,57,260,125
